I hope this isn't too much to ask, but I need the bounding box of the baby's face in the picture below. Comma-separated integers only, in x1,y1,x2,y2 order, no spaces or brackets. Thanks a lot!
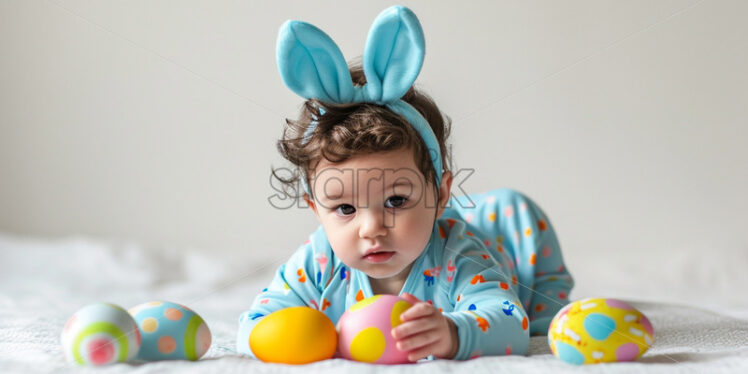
309,147,441,283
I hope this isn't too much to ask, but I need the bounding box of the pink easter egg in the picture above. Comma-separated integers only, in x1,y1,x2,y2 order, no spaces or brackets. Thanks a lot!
336,295,412,364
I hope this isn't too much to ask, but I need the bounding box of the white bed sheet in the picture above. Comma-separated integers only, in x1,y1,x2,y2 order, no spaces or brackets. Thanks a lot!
1,233,747,373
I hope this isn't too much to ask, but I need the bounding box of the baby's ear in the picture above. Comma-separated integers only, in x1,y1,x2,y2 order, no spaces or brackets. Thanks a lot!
435,171,453,218
304,194,318,215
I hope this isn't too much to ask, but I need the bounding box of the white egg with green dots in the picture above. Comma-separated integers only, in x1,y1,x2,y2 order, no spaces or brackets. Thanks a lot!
61,302,141,365
128,301,211,361
548,298,654,364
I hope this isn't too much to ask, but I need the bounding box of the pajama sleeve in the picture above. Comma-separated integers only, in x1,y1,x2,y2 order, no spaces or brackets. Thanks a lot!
236,238,332,357
440,220,530,359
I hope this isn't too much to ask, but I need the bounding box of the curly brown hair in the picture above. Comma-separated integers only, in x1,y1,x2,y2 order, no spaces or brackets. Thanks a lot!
272,60,452,200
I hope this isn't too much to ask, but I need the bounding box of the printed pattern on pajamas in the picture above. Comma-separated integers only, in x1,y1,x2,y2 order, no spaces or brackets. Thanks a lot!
440,188,574,335
237,188,573,359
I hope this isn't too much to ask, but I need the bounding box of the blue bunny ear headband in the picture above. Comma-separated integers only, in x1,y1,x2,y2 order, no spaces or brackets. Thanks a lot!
276,5,443,196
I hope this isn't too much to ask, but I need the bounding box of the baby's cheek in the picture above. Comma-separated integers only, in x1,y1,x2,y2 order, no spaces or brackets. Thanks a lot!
401,212,434,245
323,225,358,260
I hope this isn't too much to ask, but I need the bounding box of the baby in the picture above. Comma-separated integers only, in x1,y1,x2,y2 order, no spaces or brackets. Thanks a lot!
237,5,573,361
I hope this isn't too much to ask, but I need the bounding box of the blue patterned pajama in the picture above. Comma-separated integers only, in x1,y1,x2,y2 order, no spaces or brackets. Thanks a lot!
237,188,573,359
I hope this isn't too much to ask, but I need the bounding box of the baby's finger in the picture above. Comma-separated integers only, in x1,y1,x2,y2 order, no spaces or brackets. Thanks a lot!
400,302,435,322
400,292,421,305
396,328,440,352
392,317,437,340
405,343,438,362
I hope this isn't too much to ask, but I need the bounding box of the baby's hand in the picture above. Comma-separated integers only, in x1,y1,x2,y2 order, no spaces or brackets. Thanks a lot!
391,293,459,361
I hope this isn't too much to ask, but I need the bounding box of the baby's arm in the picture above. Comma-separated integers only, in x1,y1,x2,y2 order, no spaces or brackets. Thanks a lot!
236,241,327,357
441,221,530,359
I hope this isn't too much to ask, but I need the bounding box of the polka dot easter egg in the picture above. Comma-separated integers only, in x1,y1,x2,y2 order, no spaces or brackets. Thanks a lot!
128,301,211,361
548,298,654,364
337,295,413,364
61,302,141,366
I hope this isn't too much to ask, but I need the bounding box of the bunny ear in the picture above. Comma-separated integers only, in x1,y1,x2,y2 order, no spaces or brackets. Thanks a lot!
277,20,355,103
362,6,425,103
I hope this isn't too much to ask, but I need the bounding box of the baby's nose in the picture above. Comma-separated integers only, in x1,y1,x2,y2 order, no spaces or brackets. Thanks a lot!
358,209,388,239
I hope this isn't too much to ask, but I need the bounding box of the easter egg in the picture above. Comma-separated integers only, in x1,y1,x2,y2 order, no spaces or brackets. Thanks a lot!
548,298,654,364
337,295,412,364
128,301,211,361
61,302,141,365
249,306,337,364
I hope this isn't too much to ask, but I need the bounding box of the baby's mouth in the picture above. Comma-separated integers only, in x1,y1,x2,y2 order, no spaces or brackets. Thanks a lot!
363,250,395,263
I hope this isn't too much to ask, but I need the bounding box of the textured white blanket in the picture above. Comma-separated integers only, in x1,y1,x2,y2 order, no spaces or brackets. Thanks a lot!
1,233,747,373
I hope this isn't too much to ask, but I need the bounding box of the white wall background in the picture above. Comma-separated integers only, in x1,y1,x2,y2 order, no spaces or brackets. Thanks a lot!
1,1,746,277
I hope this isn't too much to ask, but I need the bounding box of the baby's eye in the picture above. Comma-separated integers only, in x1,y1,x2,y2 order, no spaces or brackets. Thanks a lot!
335,204,356,216
385,196,408,209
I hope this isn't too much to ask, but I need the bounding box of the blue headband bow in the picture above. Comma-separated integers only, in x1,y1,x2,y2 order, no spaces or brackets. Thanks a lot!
276,5,443,195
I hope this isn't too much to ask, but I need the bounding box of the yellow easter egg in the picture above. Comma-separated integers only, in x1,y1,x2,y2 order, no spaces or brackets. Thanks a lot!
249,306,337,364
548,298,654,364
